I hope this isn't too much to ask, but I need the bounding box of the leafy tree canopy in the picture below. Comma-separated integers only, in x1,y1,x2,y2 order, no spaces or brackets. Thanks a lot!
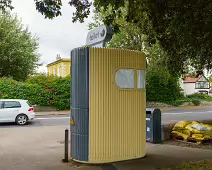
1,0,211,74
88,0,212,74
0,12,40,81
89,6,169,68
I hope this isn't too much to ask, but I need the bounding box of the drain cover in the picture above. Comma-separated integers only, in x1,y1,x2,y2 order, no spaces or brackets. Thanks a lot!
57,140,71,144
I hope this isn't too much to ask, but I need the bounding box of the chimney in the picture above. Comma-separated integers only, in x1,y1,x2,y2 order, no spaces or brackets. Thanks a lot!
56,54,61,60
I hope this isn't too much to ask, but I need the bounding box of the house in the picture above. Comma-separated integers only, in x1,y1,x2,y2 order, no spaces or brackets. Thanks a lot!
209,89,212,95
182,75,210,95
46,54,71,77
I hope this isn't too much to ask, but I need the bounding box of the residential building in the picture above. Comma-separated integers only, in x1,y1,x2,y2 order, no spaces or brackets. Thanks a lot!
182,75,210,95
46,54,71,77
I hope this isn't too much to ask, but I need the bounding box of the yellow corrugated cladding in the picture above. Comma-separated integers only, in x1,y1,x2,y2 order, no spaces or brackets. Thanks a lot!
89,48,146,163
47,60,71,77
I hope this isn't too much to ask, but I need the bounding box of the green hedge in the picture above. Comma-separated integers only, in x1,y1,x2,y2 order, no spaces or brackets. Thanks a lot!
192,99,201,106
146,65,184,102
2,64,203,109
0,75,71,110
187,93,209,100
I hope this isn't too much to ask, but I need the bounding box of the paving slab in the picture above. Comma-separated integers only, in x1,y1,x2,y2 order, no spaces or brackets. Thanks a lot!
1,125,212,170
0,125,74,170
113,143,212,170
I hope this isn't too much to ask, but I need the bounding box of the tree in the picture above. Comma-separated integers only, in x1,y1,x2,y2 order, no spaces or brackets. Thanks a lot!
89,6,169,68
87,0,212,74
1,0,211,73
89,6,148,51
209,75,212,85
0,12,40,81
89,6,185,102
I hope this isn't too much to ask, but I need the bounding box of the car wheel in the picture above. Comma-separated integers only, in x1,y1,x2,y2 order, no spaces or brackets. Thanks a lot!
16,114,28,125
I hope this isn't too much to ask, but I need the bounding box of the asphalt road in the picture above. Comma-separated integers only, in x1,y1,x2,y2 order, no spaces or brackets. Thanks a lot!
0,108,211,127
0,115,70,128
162,108,212,124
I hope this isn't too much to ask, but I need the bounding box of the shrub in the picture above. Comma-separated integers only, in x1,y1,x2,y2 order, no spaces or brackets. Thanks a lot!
26,73,57,88
187,93,208,99
164,98,191,106
0,77,49,106
192,99,201,106
146,65,184,102
0,75,71,110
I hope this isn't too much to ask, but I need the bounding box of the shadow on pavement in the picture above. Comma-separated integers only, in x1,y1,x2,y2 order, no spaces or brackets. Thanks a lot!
0,121,35,127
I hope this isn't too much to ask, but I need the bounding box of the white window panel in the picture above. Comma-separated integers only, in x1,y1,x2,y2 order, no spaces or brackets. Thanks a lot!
58,67,60,76
62,64,65,77
137,70,146,89
115,69,134,89
58,66,62,76
54,68,56,76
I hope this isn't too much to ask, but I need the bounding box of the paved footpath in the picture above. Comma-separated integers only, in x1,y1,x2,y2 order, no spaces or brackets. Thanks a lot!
1,125,212,170
113,143,212,170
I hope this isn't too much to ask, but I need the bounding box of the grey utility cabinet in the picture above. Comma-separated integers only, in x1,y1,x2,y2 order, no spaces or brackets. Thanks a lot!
146,108,162,144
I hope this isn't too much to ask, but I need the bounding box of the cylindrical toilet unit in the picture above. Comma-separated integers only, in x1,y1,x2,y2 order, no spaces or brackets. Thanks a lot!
70,47,146,164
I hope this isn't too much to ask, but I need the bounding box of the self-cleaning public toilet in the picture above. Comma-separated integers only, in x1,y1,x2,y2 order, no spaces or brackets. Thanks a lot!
70,47,146,163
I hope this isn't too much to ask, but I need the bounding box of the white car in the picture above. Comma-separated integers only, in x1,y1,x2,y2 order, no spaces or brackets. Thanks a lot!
0,99,35,125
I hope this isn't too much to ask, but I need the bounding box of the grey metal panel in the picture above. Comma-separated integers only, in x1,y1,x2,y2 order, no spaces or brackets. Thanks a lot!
70,47,89,162
146,108,162,144
71,47,89,109
71,133,89,162
153,109,162,143
146,113,153,142
70,108,89,135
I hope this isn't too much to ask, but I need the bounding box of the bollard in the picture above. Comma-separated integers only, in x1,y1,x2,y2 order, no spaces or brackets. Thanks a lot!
62,128,69,163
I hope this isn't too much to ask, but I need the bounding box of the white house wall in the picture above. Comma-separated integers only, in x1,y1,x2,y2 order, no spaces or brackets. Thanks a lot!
179,78,184,90
183,83,196,95
198,76,207,81
183,83,210,95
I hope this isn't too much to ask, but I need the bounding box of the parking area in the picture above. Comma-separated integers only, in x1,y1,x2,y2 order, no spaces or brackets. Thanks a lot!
1,109,212,170
0,125,76,170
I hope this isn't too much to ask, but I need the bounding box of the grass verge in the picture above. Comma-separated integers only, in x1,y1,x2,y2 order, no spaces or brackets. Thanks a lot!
163,98,212,107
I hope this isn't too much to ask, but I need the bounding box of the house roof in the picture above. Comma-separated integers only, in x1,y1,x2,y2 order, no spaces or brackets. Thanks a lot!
46,58,71,67
183,75,208,83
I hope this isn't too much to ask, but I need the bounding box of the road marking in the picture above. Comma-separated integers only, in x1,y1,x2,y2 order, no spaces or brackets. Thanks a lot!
35,117,70,120
163,113,184,115
163,110,212,115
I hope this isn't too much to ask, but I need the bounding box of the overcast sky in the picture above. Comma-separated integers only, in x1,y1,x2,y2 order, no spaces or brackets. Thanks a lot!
12,0,94,73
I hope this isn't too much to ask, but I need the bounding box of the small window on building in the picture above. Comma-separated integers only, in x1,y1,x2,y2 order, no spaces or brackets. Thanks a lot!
58,66,61,76
195,83,200,89
115,69,134,89
54,68,57,76
196,82,210,89
137,70,146,89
